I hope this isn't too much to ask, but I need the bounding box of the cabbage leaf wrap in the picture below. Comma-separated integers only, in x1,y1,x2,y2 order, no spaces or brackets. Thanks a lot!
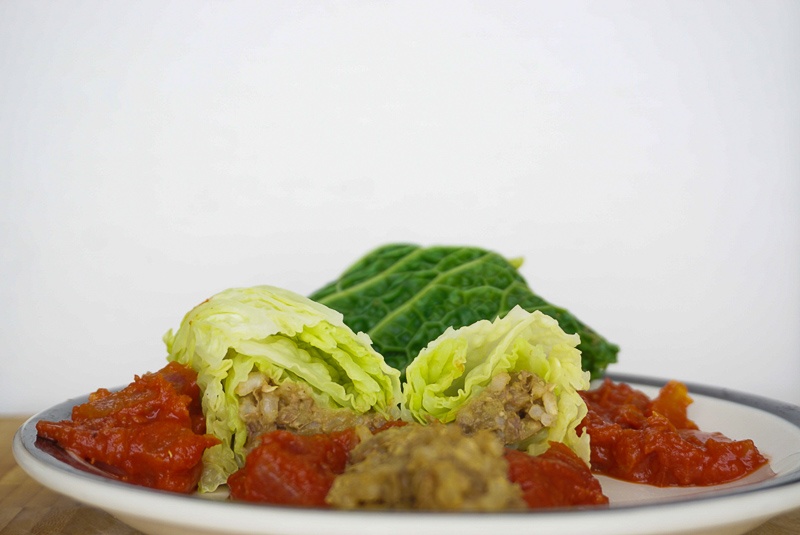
309,243,618,379
402,306,591,462
164,285,402,492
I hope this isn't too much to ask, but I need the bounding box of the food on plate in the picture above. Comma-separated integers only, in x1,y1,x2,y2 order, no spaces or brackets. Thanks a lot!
31,247,774,511
35,362,219,493
163,285,402,492
402,306,591,462
230,421,608,511
580,379,770,486
309,243,619,379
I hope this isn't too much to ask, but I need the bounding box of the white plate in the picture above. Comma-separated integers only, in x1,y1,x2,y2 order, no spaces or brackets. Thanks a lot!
13,374,800,535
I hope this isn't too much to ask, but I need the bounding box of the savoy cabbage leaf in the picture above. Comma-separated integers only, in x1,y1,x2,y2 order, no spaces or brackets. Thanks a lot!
309,244,618,379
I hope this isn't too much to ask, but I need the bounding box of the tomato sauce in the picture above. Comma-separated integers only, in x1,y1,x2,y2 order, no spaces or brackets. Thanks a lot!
505,442,609,508
36,362,219,493
580,379,769,486
228,429,361,506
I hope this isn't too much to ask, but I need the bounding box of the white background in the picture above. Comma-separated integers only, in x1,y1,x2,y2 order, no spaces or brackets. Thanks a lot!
1,1,798,414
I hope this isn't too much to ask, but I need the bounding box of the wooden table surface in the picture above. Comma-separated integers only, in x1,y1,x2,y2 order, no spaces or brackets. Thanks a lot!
2,415,800,535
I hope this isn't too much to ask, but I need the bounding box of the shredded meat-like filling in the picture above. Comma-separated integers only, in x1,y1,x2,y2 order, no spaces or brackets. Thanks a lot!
455,370,558,446
325,424,526,511
236,372,388,451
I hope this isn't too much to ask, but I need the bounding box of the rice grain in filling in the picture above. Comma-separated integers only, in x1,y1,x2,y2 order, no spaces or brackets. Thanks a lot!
455,370,559,447
235,372,389,451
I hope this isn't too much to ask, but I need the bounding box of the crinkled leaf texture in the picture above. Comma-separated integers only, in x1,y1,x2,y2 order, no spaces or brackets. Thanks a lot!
164,285,402,492
403,306,591,462
310,243,618,378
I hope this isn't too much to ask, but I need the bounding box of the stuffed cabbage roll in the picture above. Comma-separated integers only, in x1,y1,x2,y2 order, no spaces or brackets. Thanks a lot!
402,306,590,462
164,285,402,492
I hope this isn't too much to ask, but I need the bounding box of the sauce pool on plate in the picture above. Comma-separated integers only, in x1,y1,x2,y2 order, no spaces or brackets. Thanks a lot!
580,379,769,486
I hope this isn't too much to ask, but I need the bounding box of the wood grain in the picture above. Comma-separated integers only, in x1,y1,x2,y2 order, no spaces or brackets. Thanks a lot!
2,416,799,535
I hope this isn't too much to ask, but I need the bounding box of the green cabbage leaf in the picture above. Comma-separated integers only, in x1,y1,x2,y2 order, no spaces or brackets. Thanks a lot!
310,243,618,378
402,306,591,461
164,285,402,492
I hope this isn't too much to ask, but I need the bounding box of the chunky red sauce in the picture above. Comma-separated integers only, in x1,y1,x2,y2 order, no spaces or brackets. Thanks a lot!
505,442,609,508
580,379,769,486
36,362,219,493
36,364,772,502
228,429,361,506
